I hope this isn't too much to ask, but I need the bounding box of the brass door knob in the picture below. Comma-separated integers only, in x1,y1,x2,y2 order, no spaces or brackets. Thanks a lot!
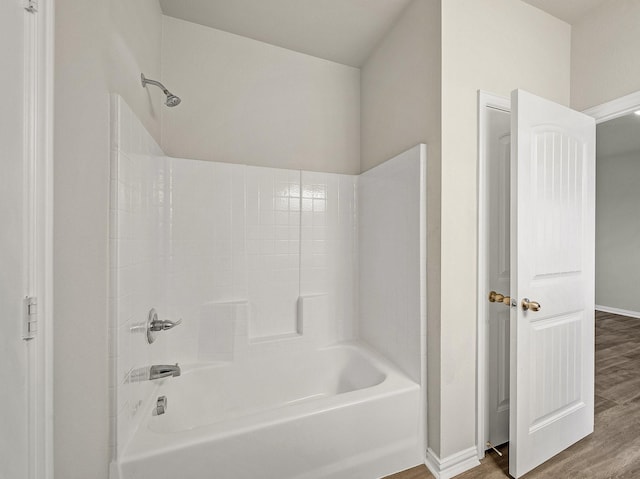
521,298,541,312
489,291,511,305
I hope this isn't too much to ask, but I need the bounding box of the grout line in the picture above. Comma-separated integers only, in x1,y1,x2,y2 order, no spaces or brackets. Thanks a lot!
298,170,302,300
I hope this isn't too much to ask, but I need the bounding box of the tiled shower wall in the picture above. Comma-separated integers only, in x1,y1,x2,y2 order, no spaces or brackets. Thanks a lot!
109,96,358,457
358,145,426,384
109,96,168,459
110,96,425,459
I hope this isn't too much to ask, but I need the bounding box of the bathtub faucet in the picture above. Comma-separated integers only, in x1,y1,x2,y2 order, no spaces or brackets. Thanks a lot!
149,363,181,380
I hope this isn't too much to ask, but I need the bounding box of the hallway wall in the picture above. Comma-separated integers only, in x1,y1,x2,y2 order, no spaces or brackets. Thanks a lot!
596,148,640,314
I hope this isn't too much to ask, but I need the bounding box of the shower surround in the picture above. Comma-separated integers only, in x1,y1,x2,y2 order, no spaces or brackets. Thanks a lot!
109,95,426,478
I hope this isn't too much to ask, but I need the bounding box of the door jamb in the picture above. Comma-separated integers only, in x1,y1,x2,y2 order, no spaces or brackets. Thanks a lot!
27,1,55,477
476,88,640,461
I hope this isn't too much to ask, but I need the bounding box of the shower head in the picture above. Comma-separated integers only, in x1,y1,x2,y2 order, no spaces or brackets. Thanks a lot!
165,93,181,107
141,73,181,108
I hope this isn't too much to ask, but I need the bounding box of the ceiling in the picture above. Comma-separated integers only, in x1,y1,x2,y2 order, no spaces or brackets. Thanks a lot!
159,0,612,66
522,0,610,24
159,0,413,67
597,113,640,159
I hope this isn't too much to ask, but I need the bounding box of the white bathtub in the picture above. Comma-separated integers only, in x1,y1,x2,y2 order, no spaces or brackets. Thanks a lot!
113,342,423,479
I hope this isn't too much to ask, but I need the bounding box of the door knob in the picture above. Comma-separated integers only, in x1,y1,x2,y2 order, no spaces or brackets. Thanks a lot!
488,291,511,305
521,298,541,312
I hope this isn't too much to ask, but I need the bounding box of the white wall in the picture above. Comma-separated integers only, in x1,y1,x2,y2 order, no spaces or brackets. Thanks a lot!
358,145,426,383
160,16,361,174
360,0,442,449
1,2,29,478
571,0,640,111
54,0,162,477
596,149,640,313
437,0,570,460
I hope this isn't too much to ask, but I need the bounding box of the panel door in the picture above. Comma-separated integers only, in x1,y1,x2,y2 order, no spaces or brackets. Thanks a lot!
509,89,595,478
487,106,511,448
0,1,30,478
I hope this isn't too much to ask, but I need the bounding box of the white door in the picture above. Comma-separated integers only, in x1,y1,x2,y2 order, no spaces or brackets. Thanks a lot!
509,89,595,478
487,107,511,448
1,1,31,478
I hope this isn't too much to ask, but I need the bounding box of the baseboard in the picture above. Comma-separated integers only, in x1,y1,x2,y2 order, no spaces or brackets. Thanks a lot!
595,305,640,319
424,446,480,479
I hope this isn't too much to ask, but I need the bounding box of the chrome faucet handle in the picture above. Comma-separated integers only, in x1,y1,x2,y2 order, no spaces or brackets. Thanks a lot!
150,318,182,331
146,309,182,344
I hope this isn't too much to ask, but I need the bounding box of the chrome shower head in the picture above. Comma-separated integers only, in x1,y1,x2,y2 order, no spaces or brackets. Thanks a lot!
141,73,181,108
165,93,181,107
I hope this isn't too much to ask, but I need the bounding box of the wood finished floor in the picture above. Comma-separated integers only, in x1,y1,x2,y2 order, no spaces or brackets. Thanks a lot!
385,311,640,479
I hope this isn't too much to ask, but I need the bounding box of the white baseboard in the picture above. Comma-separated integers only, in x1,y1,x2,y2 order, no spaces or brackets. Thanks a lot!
595,305,640,319
425,446,480,479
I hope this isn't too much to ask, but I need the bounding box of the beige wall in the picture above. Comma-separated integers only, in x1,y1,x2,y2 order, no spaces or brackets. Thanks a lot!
572,0,640,111
438,0,570,458
360,0,440,172
54,0,162,477
360,0,442,456
160,16,361,174
109,0,164,141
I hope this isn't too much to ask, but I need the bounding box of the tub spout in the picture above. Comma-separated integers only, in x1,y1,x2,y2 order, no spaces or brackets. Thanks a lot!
149,363,181,380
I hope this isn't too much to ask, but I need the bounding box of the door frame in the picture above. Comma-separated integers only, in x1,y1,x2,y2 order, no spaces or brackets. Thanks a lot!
476,88,640,461
25,0,55,477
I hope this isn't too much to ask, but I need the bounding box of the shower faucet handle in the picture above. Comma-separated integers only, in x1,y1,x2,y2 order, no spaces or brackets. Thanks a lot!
150,318,183,331
146,309,182,344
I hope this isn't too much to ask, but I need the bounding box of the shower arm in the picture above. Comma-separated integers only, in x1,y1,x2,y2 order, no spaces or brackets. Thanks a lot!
141,73,181,107
141,74,169,94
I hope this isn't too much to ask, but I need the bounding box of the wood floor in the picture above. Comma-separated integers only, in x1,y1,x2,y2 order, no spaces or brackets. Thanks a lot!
385,311,640,479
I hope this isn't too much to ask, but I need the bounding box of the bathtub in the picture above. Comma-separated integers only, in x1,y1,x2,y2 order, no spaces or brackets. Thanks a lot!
113,342,423,479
